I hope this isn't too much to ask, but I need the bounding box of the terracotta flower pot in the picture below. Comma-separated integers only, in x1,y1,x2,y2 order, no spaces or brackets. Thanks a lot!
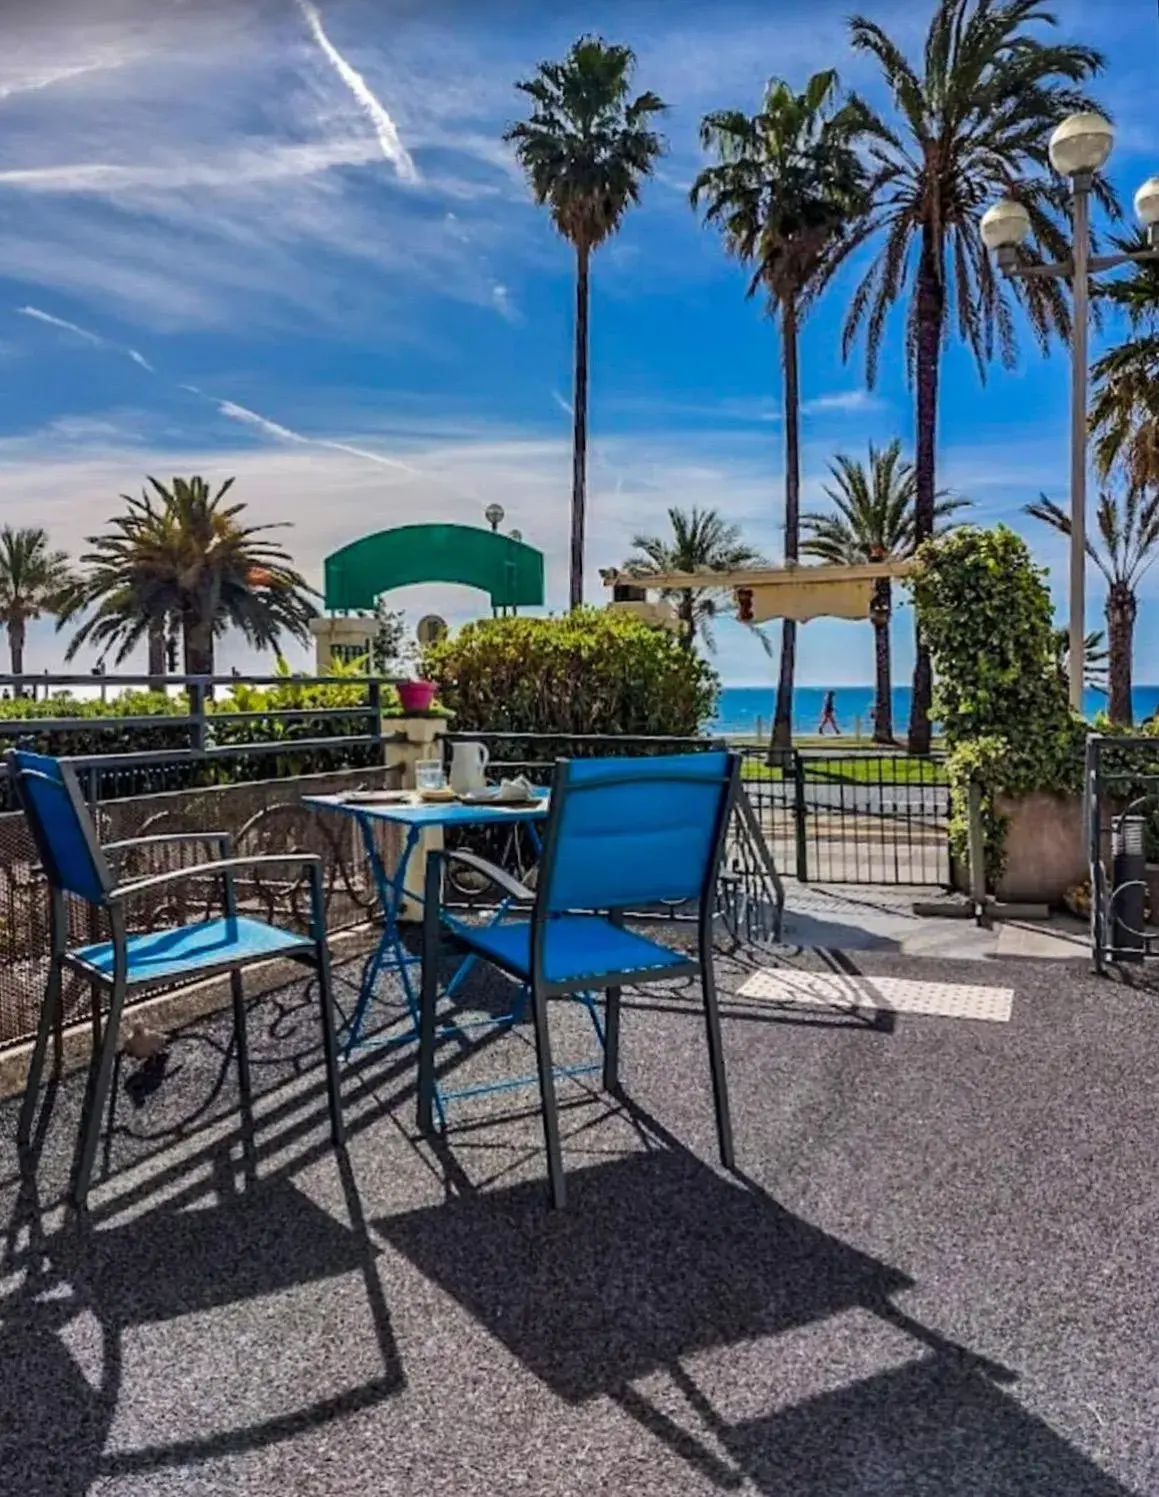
397,680,437,714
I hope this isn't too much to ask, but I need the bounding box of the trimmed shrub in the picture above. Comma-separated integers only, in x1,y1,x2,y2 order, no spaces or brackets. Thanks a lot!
422,609,719,737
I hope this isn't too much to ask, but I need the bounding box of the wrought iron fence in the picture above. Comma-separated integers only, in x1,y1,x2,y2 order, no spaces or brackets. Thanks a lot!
735,746,950,887
444,732,951,890
1085,734,1159,971
0,759,404,1052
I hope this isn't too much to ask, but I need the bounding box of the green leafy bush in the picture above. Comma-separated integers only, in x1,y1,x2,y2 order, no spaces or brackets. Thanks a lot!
909,525,1085,880
0,690,191,758
422,609,719,737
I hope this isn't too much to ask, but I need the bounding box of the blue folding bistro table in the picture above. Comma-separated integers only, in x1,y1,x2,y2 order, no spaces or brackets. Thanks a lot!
305,791,557,1060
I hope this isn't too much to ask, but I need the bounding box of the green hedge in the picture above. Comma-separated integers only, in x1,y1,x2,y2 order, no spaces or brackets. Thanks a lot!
909,525,1085,880
422,610,718,737
0,678,387,790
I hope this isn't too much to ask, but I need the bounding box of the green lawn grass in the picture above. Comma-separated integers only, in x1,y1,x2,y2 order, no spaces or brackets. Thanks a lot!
740,754,945,786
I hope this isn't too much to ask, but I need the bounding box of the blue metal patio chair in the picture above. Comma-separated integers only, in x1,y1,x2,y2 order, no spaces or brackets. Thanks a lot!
7,749,345,1209
417,750,741,1208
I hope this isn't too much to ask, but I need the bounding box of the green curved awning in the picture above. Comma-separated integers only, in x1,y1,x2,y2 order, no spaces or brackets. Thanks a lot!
323,524,545,611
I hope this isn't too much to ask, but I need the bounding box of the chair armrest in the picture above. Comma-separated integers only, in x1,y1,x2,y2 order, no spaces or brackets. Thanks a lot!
112,853,323,902
103,832,232,866
444,849,535,904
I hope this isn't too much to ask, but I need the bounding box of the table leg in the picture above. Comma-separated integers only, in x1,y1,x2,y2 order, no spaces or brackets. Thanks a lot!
344,818,423,1056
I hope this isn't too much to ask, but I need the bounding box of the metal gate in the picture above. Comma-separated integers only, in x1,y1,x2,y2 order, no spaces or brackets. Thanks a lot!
737,747,951,886
444,733,951,890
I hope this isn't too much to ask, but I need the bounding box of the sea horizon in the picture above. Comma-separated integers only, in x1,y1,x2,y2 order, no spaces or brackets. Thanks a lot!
711,683,1159,736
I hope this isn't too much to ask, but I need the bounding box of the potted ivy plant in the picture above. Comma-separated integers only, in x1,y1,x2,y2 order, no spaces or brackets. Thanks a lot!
372,604,437,714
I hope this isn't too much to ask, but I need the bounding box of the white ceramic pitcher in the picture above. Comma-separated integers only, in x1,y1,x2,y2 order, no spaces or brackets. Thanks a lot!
449,740,489,795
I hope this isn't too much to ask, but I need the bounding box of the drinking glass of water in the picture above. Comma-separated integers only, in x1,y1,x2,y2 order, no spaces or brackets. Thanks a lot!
415,759,446,793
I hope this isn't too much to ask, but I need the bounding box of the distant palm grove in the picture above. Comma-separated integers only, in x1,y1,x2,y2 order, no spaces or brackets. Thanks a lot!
5,0,1158,747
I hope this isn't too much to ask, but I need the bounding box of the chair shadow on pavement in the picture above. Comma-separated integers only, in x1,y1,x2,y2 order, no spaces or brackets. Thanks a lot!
0,1144,403,1495
377,1120,1133,1496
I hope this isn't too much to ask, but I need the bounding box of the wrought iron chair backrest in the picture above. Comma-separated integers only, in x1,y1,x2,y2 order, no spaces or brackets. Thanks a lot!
536,751,738,918
6,749,113,906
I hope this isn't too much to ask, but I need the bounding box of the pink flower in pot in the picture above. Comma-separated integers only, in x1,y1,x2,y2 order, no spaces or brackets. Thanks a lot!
397,679,437,713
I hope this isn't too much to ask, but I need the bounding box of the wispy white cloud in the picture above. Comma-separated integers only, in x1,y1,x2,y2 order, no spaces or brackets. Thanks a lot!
0,59,127,102
296,0,418,184
211,395,417,475
490,282,520,322
551,389,573,418
0,139,385,196
802,390,885,415
16,304,102,344
16,302,159,376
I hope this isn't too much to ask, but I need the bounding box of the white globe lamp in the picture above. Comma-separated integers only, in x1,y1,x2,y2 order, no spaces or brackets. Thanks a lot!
1048,113,1114,179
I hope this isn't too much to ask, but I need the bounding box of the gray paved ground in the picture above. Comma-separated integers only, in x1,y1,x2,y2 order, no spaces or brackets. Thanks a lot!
2,928,1158,1495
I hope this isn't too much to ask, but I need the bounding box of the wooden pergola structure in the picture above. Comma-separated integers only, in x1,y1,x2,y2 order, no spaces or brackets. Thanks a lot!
600,560,916,625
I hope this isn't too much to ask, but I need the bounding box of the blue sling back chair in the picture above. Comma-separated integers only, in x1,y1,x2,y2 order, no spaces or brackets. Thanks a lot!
8,749,345,1209
417,750,741,1208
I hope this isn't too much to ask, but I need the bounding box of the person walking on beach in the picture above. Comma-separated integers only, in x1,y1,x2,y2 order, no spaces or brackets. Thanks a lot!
818,689,842,736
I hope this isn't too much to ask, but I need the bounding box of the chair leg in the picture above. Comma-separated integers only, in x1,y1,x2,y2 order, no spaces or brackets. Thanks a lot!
416,899,440,1136
230,967,253,1123
528,981,566,1209
17,955,64,1148
313,940,346,1147
700,960,735,1171
72,971,128,1211
602,985,622,1093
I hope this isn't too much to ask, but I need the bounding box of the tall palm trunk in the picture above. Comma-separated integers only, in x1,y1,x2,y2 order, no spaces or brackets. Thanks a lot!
7,617,25,694
771,300,800,753
183,611,215,677
1106,582,1136,726
147,615,166,690
678,589,695,651
871,577,893,743
908,225,944,757
569,242,591,610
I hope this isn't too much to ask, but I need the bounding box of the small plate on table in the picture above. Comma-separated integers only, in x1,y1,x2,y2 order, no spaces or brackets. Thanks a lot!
338,790,411,805
458,784,538,808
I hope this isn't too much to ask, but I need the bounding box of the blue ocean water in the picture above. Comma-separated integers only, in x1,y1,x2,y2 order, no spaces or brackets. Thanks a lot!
711,684,1159,737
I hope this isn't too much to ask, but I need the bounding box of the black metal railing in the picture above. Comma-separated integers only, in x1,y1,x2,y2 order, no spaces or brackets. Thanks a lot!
736,746,951,886
443,733,951,889
0,672,406,808
1085,733,1159,971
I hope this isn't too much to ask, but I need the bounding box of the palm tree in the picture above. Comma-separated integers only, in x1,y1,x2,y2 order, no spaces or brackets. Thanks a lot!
505,36,666,609
1091,231,1159,491
64,476,317,677
845,0,1110,754
1026,488,1159,725
622,506,766,652
58,487,180,688
801,442,967,742
692,69,870,752
0,527,74,690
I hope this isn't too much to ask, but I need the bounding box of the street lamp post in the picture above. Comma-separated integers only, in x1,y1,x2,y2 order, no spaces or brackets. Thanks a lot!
981,114,1159,712
484,505,506,616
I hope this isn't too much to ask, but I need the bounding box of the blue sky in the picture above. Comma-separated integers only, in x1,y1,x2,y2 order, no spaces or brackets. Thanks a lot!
0,0,1156,684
